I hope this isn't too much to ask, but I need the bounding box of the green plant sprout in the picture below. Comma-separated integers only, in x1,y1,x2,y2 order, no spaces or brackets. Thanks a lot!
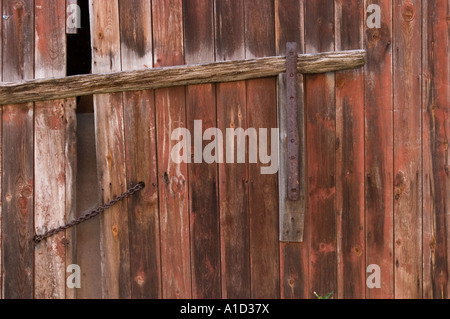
314,291,334,299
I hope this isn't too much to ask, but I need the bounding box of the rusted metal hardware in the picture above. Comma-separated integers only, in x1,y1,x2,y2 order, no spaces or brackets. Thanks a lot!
33,182,145,244
286,42,299,201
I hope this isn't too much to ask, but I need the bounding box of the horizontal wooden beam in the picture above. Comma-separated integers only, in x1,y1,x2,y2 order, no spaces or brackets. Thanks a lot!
0,50,366,105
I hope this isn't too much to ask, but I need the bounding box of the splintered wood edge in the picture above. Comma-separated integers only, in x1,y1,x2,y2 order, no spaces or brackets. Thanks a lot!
0,50,366,105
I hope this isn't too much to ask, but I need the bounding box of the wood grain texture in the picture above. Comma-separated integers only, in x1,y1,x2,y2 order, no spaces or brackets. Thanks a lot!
335,0,365,299
422,0,449,299
90,0,131,299
244,0,280,299
153,0,190,299
0,50,366,106
34,101,67,299
304,0,337,299
119,0,161,299
184,0,221,299
277,0,306,244
34,0,67,299
215,0,251,299
0,0,446,300
1,0,34,299
364,0,394,299
64,98,77,300
276,0,309,299
393,0,422,299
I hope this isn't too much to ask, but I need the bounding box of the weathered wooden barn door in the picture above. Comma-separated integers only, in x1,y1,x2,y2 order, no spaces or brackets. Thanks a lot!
88,0,161,299
87,0,283,299
0,0,448,300
1,0,76,298
84,0,449,300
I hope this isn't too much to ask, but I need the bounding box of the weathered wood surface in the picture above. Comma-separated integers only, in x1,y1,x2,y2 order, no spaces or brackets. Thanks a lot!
90,0,131,299
422,0,449,299
304,0,337,299
119,0,161,299
276,0,309,299
34,0,68,299
0,0,448,300
216,0,251,299
393,0,423,299
64,97,77,300
364,0,394,299
276,0,306,243
245,0,280,299
2,0,35,299
184,0,221,299
335,0,365,299
153,0,190,299
0,50,366,105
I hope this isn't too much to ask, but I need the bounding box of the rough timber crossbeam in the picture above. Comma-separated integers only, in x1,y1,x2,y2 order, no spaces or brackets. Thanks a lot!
0,50,365,105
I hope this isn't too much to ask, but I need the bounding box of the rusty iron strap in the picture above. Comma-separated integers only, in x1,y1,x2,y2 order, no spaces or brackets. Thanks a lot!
33,182,145,244
286,42,300,201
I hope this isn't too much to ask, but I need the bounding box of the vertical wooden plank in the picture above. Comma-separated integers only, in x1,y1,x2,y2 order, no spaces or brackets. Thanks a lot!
1,0,34,299
89,0,130,299
422,0,449,299
277,0,306,243
64,98,77,300
304,0,336,298
364,0,394,299
244,0,279,299
74,2,99,300
275,0,309,299
183,0,221,299
34,0,67,299
393,0,422,299
215,0,250,299
335,0,365,299
34,101,66,299
119,0,161,299
153,0,190,299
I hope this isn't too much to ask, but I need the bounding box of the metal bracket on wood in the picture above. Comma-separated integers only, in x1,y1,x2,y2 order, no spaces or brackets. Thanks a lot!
286,42,299,201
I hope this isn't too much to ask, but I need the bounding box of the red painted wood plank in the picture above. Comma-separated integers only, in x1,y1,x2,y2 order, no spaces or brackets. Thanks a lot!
34,0,68,299
393,0,423,299
119,0,161,299
422,0,449,299
1,0,34,299
304,0,336,299
153,0,190,299
364,0,394,299
335,0,365,299
90,0,131,299
244,0,279,299
215,0,251,299
275,0,309,299
183,0,221,299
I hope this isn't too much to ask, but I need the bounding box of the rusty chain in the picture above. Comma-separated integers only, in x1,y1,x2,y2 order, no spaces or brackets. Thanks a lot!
33,182,145,244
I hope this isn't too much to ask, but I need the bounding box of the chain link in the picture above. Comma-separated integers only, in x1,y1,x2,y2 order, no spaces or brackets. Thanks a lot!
33,182,145,244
